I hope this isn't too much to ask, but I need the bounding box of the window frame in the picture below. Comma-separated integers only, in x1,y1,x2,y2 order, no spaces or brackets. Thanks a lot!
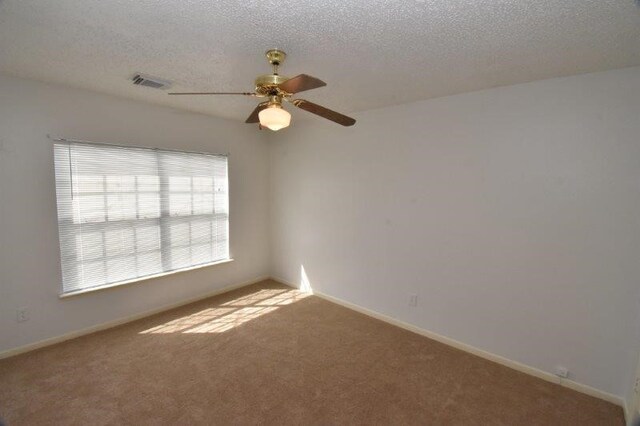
53,139,231,298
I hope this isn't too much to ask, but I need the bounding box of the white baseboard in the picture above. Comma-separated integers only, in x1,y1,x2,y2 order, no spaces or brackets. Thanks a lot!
272,276,625,412
0,275,269,360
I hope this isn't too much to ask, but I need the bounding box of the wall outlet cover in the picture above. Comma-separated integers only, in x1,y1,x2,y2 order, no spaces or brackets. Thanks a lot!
16,308,29,323
554,365,569,378
409,294,418,307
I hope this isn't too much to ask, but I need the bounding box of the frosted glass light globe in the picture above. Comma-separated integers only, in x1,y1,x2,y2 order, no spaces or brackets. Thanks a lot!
259,105,291,131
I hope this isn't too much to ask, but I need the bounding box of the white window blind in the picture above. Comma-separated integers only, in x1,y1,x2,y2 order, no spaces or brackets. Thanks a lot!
53,141,229,296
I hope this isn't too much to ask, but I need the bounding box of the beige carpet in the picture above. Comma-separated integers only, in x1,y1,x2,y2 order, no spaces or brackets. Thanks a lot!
0,280,624,425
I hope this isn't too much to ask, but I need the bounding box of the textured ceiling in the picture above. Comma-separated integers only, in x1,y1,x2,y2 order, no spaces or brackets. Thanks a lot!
0,0,639,122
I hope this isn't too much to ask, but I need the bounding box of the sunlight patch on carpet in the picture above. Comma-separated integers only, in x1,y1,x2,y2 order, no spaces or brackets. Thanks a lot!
140,289,309,334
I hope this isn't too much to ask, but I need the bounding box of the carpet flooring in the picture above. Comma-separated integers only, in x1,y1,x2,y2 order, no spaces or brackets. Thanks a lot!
0,280,624,425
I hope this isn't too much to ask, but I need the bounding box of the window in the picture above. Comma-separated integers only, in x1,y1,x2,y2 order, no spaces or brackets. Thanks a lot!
53,141,229,296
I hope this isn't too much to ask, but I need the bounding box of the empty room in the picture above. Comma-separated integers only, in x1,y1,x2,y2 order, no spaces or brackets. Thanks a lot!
1,0,639,424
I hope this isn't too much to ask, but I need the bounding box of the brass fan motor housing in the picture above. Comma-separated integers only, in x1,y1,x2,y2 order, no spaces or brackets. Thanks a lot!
255,49,290,97
254,74,289,96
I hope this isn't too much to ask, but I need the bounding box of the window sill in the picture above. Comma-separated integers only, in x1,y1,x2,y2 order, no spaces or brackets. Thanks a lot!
59,258,234,299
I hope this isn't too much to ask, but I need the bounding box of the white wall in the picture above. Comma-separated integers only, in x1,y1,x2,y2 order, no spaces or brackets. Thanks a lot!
0,73,270,353
270,66,640,399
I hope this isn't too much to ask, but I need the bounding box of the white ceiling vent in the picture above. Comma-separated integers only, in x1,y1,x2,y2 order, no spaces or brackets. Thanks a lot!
132,73,172,89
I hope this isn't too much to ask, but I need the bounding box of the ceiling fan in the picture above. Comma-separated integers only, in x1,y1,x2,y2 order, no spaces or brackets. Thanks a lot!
169,49,356,131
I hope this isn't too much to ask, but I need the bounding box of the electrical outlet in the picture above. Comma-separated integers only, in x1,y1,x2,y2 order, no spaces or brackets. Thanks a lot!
16,308,29,323
554,365,569,379
409,294,418,307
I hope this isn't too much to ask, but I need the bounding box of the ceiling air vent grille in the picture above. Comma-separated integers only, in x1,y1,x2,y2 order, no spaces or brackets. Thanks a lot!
132,74,172,89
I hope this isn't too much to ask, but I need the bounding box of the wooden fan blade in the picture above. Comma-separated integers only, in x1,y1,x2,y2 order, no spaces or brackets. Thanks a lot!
245,103,269,123
278,74,326,94
291,99,356,126
168,92,255,96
